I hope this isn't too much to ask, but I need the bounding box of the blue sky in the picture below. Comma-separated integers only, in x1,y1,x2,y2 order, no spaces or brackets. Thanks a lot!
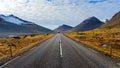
0,0,120,29
89,0,106,3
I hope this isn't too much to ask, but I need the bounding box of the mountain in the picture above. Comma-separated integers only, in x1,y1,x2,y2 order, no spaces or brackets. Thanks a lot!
0,18,29,33
100,11,120,28
0,14,33,25
22,23,53,33
54,24,73,32
71,16,104,32
0,14,53,33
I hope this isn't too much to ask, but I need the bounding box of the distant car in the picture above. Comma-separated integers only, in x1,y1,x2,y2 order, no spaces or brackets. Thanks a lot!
57,32,60,33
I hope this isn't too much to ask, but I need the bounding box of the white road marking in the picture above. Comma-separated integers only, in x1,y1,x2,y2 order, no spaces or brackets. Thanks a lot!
30,47,34,50
59,40,63,58
0,56,20,68
60,40,61,43
30,46,37,51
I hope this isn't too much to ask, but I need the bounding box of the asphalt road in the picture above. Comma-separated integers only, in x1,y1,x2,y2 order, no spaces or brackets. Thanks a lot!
0,33,120,68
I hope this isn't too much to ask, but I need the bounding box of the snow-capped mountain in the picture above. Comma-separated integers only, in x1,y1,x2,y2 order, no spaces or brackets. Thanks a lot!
0,14,33,25
0,14,53,34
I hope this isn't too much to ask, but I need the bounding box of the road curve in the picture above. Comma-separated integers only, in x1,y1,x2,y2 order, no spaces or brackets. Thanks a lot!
0,33,120,68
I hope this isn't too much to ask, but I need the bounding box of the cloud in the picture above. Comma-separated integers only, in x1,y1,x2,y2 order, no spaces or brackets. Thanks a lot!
0,0,120,29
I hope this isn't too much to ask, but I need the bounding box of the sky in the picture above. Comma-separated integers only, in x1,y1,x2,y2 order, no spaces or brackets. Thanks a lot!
0,0,120,29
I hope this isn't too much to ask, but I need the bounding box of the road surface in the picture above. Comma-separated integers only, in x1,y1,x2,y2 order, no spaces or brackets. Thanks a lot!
0,34,120,68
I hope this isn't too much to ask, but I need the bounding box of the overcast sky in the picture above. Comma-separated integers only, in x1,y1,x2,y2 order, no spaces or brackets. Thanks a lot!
0,0,120,29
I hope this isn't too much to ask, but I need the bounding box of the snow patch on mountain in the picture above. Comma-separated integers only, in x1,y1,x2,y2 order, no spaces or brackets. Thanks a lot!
0,14,33,25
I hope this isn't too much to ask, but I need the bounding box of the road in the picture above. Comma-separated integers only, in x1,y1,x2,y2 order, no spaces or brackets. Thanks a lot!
0,34,120,68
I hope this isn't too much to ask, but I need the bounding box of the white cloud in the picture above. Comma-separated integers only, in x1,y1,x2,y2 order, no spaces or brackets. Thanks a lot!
0,0,120,29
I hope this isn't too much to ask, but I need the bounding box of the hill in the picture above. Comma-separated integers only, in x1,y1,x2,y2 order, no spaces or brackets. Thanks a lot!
71,16,104,32
100,11,120,28
54,24,73,32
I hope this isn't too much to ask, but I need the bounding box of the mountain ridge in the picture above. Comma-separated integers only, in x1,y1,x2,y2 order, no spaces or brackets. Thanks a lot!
0,14,53,33
100,11,120,28
54,24,73,32
0,14,34,25
70,16,104,32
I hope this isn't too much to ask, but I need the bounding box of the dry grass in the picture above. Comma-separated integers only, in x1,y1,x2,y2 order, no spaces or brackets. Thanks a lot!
0,34,54,62
65,28,120,59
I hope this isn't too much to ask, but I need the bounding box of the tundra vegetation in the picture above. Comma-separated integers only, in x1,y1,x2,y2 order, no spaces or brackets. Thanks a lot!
65,28,120,59
0,34,54,63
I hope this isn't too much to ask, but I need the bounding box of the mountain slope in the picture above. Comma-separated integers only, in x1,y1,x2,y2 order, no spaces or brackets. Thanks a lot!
0,14,33,25
100,11,120,28
0,18,30,33
22,23,53,33
0,14,53,33
71,16,104,32
54,24,73,32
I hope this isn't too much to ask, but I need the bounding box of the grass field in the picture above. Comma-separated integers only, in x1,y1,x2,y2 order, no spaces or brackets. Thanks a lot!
65,28,120,59
0,34,54,63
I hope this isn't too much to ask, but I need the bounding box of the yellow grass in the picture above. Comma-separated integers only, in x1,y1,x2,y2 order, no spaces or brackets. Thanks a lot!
0,34,54,61
65,28,120,59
